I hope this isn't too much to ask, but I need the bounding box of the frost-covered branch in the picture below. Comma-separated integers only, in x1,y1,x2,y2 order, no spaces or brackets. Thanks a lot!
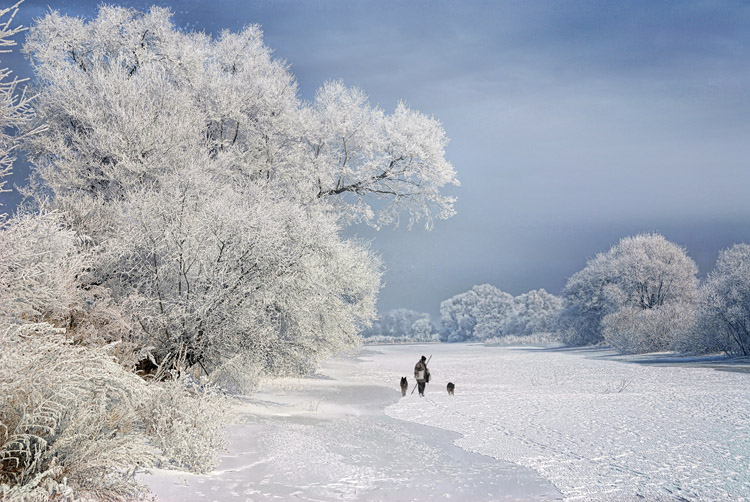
0,0,36,221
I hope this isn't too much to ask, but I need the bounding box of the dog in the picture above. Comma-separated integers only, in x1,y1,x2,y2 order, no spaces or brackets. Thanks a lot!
447,382,455,396
400,377,408,397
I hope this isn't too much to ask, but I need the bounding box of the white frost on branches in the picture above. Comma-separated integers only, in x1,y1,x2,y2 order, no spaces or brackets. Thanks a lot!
440,285,561,342
306,80,459,229
0,1,36,221
0,323,154,501
361,308,438,343
697,243,750,355
0,323,231,500
559,233,699,353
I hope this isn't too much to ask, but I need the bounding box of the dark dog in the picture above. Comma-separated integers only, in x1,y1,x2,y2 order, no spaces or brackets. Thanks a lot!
400,377,408,397
447,382,455,396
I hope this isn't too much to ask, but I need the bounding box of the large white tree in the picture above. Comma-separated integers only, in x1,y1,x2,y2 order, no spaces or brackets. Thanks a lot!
697,243,750,356
21,6,454,381
440,284,515,342
559,233,699,352
507,288,562,335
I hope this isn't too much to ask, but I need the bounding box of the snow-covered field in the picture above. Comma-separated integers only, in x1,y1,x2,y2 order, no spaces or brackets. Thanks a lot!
146,343,749,501
361,344,750,501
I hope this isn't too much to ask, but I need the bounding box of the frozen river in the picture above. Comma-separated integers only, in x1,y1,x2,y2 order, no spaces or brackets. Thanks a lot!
145,345,560,501
146,343,749,501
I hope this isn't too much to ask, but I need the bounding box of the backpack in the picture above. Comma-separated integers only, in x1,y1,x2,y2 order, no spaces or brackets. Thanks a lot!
425,368,431,383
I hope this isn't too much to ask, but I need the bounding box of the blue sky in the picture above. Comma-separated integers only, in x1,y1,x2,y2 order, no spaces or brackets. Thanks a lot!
4,0,750,318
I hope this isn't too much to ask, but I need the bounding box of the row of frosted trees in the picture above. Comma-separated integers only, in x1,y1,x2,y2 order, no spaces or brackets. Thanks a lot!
439,234,750,356
0,5,457,499
558,233,750,356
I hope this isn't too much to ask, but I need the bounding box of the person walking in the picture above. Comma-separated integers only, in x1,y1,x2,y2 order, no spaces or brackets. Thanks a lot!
414,355,430,397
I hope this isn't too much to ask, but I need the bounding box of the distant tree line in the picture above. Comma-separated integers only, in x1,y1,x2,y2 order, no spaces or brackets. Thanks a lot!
434,233,750,356
558,233,750,356
439,285,561,342
360,308,439,344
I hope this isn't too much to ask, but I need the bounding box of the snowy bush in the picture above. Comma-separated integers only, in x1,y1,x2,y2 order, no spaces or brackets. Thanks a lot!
602,303,696,354
697,243,750,356
139,376,231,474
0,323,154,501
0,322,234,499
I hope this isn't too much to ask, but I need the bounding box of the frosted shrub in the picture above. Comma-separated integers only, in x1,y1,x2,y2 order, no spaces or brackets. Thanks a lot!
139,376,231,474
0,323,154,501
602,304,696,354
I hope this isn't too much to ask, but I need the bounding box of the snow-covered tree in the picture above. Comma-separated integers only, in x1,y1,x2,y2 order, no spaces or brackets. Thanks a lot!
361,308,437,343
557,252,611,346
0,1,35,221
507,289,562,335
304,80,459,229
440,284,515,342
697,243,750,356
440,291,478,342
17,5,462,381
559,233,699,352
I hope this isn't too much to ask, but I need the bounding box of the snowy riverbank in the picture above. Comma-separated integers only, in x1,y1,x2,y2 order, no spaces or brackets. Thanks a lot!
144,348,560,501
145,343,749,501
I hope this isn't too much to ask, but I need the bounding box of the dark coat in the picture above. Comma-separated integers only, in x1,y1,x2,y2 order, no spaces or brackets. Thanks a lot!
414,360,430,383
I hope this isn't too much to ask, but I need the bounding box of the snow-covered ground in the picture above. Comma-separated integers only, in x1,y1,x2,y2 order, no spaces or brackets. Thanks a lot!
360,344,750,501
145,343,749,501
